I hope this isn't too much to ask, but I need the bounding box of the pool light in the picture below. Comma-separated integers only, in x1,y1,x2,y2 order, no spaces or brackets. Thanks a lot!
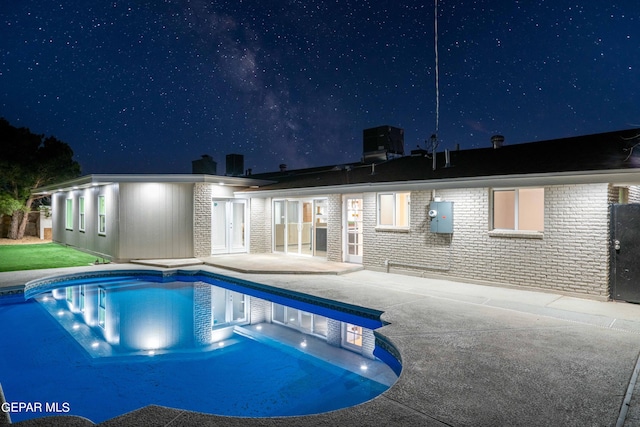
91,342,100,349
300,340,307,348
360,364,368,371
218,341,225,347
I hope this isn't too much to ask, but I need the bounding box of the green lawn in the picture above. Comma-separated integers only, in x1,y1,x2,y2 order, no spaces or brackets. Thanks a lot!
0,243,98,272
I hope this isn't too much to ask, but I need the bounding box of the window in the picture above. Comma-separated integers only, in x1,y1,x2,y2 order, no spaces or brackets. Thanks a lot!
78,197,85,232
65,198,73,230
79,285,85,312
493,188,544,231
344,323,363,348
98,287,106,328
378,192,410,227
98,195,106,235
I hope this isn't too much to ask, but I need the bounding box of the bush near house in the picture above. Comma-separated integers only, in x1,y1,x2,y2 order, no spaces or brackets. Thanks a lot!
0,243,97,272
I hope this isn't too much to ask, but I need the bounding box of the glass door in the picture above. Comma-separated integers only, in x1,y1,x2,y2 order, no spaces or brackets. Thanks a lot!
301,201,313,255
230,200,246,252
211,199,246,254
211,200,227,254
274,199,326,256
314,199,327,258
274,200,286,253
344,196,363,263
287,200,300,253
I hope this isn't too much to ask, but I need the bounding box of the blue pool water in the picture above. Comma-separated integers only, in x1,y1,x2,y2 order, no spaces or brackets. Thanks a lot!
0,272,400,423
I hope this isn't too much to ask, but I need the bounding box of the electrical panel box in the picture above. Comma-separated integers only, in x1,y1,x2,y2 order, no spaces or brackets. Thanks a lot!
429,201,453,234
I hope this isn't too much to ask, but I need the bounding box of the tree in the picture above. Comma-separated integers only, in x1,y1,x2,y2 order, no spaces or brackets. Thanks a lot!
0,118,81,239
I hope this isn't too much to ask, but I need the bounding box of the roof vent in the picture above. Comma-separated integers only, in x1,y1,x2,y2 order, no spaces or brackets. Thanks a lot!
279,164,287,172
491,135,505,149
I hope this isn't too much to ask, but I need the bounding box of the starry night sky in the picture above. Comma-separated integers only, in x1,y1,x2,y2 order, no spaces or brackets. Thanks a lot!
1,1,638,175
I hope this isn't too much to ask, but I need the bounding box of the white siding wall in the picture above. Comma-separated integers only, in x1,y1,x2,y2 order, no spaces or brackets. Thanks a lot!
118,182,194,259
52,184,120,259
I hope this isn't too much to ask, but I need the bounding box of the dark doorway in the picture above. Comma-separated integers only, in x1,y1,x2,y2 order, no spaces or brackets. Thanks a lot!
610,204,640,303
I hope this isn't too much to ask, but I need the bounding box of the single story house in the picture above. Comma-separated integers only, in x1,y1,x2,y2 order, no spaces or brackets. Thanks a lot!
34,127,640,302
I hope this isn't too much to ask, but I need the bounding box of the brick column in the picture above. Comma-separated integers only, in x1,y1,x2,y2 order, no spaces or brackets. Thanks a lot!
193,183,212,257
193,282,212,345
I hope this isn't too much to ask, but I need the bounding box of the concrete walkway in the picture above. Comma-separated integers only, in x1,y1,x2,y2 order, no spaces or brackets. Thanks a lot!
1,263,640,426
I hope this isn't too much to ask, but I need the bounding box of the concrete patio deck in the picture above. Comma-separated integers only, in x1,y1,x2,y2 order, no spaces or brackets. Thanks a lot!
130,253,364,274
1,259,640,426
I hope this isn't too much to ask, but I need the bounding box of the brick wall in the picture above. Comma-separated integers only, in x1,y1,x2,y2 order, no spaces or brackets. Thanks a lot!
362,184,611,297
249,297,270,323
362,328,376,360
193,183,212,257
327,194,343,262
326,318,342,347
193,282,212,345
628,186,640,203
249,197,271,253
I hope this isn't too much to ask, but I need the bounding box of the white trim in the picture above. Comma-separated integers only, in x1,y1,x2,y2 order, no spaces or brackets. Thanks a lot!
377,192,410,228
491,187,544,232
33,174,273,194
236,168,640,198
488,230,544,239
78,196,85,232
65,198,73,230
98,195,106,236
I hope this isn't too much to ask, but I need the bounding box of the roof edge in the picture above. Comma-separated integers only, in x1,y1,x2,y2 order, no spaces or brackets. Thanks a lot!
32,174,275,195
234,168,640,198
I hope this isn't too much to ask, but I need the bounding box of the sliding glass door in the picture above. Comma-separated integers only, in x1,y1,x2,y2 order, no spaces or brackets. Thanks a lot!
273,199,326,257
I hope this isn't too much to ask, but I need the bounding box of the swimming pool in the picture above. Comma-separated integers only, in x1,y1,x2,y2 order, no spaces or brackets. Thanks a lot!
0,270,400,423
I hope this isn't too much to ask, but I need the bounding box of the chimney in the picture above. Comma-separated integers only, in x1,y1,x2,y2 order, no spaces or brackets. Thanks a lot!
192,154,217,175
491,135,505,149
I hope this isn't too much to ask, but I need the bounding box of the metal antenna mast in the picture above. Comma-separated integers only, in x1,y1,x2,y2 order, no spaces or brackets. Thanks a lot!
434,0,440,139
430,0,440,171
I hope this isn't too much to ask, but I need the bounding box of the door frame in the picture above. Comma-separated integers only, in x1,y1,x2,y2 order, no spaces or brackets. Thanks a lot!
610,203,640,303
211,198,248,255
272,198,327,257
343,195,363,264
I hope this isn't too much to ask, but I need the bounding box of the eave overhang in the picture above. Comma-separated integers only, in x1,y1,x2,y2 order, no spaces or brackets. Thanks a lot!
32,174,275,195
234,168,640,198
